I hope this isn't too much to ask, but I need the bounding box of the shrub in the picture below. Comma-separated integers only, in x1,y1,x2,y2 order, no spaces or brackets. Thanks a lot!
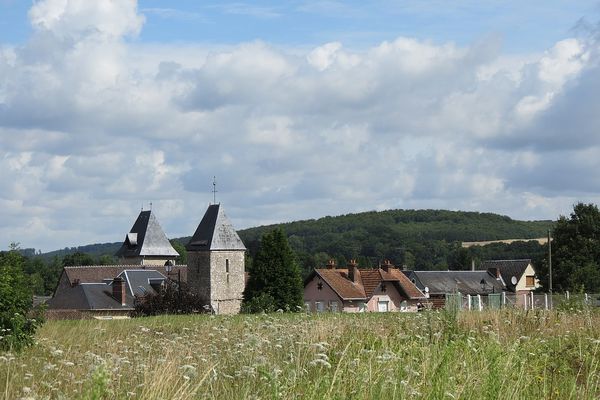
0,244,44,351
132,280,211,317
241,292,276,314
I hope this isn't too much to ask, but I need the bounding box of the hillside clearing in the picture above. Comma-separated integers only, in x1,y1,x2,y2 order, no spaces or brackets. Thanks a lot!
1,310,599,399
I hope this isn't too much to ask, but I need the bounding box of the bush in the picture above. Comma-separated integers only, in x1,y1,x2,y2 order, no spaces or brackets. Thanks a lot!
0,244,44,351
132,280,211,317
241,293,276,314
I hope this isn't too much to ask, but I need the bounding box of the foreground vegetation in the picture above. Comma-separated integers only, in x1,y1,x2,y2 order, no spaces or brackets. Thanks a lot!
1,309,599,399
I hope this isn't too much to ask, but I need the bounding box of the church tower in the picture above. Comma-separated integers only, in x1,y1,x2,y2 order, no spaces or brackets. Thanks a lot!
186,204,246,314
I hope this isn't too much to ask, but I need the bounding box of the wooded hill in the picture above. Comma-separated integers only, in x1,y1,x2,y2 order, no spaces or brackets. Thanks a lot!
238,209,552,275
34,209,553,276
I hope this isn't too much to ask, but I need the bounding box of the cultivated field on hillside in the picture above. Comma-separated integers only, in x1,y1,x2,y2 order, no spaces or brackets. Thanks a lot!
1,310,599,399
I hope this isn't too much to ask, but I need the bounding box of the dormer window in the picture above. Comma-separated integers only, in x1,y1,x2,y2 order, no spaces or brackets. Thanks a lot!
126,232,138,246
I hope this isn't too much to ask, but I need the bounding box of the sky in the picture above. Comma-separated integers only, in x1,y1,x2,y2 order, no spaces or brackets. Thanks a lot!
1,1,600,252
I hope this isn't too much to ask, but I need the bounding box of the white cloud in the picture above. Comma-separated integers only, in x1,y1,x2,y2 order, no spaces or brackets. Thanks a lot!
1,0,600,251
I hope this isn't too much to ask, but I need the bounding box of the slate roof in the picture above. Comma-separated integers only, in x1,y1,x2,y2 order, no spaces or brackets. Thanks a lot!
309,267,426,301
480,259,532,291
405,270,505,295
47,283,134,310
186,204,246,251
63,265,187,285
117,270,167,297
115,210,179,258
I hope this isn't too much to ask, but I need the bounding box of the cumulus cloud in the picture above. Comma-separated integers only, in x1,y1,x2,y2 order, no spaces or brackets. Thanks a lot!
1,0,600,251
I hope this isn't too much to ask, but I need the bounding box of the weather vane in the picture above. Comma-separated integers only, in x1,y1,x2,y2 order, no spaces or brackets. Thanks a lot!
212,176,218,204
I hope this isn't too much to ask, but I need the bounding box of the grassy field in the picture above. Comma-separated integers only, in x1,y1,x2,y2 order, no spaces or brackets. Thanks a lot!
1,309,600,399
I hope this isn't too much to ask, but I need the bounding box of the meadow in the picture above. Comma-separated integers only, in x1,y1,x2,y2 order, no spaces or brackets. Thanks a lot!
1,309,599,399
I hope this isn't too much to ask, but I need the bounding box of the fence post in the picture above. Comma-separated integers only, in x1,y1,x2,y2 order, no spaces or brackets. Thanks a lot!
502,291,506,307
467,294,472,311
585,293,589,305
566,291,570,300
530,292,534,310
523,293,527,310
544,293,548,310
477,294,482,311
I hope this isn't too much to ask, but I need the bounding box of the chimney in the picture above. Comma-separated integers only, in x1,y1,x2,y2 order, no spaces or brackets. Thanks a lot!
347,259,358,283
112,277,127,306
326,259,336,269
382,259,392,272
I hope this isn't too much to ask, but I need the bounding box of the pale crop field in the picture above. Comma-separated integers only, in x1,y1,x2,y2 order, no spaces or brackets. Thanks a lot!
1,309,600,399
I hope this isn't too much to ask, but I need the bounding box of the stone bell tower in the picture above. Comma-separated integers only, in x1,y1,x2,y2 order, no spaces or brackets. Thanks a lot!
185,204,246,314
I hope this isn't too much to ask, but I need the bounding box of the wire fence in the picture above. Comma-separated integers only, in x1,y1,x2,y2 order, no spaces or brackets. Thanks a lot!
443,291,600,311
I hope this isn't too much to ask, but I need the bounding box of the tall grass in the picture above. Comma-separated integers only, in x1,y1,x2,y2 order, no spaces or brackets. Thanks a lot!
1,309,599,399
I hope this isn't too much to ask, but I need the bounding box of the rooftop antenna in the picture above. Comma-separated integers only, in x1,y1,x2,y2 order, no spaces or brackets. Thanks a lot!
212,176,218,204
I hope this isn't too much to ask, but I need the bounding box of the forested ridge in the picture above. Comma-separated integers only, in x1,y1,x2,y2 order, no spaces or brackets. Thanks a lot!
237,209,552,275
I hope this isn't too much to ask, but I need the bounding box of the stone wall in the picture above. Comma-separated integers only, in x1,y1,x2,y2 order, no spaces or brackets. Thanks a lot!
187,252,212,301
187,250,245,314
209,250,245,314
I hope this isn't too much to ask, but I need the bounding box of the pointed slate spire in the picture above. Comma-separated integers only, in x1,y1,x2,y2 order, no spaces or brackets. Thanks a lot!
186,204,246,251
115,210,179,258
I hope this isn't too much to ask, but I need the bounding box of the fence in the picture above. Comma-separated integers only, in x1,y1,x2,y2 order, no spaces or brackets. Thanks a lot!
442,291,600,311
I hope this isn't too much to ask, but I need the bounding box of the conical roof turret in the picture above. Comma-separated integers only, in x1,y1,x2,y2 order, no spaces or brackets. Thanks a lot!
115,210,179,258
186,204,246,251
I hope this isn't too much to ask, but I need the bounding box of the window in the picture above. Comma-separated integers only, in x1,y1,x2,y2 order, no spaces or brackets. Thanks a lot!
226,259,230,284
378,300,389,312
315,301,325,313
526,275,535,287
330,301,339,312
359,302,367,312
317,281,323,291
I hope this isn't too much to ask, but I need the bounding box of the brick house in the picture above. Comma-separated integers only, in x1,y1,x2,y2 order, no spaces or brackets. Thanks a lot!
304,260,426,312
46,265,186,319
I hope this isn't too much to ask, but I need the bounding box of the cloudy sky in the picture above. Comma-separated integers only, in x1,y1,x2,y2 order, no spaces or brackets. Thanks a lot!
1,0,599,252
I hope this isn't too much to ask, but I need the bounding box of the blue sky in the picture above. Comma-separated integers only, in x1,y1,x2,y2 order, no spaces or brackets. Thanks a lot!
1,1,600,251
2,1,597,51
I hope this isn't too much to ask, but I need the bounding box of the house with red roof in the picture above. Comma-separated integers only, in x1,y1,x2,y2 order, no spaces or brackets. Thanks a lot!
304,259,426,312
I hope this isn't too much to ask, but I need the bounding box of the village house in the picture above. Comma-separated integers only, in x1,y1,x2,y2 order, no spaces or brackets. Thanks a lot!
480,259,540,294
46,203,246,318
304,260,426,312
402,270,505,309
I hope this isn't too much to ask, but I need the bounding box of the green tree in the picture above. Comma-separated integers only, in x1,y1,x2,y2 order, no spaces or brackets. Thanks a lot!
551,203,600,292
170,241,187,265
243,229,303,312
62,251,95,266
0,243,43,351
